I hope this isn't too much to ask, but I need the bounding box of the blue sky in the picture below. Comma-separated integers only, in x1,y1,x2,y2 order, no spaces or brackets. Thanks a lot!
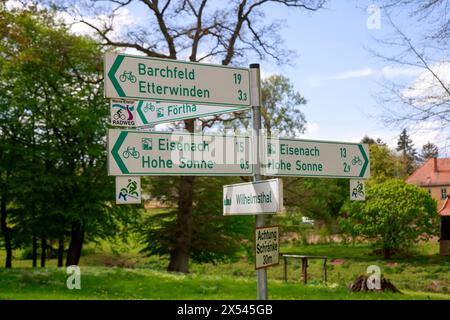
259,0,447,152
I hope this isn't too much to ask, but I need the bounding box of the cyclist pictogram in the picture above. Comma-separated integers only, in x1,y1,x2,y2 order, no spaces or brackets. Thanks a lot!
351,181,365,199
112,103,135,121
113,109,126,120
118,179,139,201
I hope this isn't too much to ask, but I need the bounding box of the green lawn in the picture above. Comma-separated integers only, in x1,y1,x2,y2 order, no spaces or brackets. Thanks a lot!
0,240,449,300
0,266,448,300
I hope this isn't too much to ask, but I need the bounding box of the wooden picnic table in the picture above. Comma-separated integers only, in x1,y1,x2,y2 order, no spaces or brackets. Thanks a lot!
282,254,328,284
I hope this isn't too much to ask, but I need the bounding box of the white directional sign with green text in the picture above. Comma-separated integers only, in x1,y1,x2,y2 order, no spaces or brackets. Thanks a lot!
223,179,283,215
262,137,370,179
104,53,251,107
110,99,248,127
108,129,253,176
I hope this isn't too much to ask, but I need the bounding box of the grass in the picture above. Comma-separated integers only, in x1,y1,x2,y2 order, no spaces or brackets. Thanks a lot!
0,212,449,300
0,266,448,300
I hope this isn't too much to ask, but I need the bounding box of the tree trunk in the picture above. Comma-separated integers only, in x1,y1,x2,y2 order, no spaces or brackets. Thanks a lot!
40,236,46,267
383,247,391,259
32,234,37,268
167,176,195,273
167,119,195,273
0,197,12,268
66,221,84,266
57,237,64,268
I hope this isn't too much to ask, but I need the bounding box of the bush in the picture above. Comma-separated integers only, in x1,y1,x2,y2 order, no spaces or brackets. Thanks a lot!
339,179,438,259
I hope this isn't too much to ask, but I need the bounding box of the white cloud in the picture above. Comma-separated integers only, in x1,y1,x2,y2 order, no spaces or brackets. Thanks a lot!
333,68,375,80
301,122,321,139
402,61,450,105
307,66,422,86
6,0,137,41
331,66,422,81
380,66,422,78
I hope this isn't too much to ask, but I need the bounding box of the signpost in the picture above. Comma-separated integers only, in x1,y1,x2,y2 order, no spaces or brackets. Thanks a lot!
108,129,253,176
103,54,370,301
223,179,283,216
262,137,370,179
116,176,141,204
104,53,251,108
255,226,279,269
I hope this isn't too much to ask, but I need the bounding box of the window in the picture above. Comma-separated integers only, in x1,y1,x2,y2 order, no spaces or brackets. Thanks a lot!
441,188,448,200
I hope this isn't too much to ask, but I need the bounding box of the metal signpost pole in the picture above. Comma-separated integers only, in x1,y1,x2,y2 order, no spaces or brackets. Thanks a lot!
250,63,268,300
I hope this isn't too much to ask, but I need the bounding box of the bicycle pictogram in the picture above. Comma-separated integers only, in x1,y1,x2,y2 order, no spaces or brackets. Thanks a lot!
352,156,363,166
143,102,156,113
122,146,140,159
119,70,137,83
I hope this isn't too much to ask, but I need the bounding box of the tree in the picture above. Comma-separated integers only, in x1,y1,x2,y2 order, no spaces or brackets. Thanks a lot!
52,0,325,273
140,176,253,264
261,75,306,137
340,179,438,259
420,142,439,163
396,129,417,176
0,5,138,267
283,177,348,227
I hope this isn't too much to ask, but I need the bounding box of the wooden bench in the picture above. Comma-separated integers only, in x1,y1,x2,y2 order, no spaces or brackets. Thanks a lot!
282,254,328,284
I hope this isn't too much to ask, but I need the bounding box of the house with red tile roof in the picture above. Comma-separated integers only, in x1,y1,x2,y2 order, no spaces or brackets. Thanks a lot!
406,158,450,209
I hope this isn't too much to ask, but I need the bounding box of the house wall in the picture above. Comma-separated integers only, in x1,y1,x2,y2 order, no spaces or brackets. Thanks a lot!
424,186,450,210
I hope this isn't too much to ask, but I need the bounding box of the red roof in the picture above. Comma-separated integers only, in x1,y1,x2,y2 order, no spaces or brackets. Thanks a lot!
406,158,450,187
439,195,450,216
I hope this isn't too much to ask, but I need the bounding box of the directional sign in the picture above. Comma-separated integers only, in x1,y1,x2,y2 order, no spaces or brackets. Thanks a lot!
255,226,279,270
104,53,251,107
136,100,248,126
116,176,141,204
223,179,283,215
262,137,370,178
111,99,248,127
108,129,253,176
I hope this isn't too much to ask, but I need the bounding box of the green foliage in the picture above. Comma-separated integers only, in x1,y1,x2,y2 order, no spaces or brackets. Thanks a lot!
367,143,400,185
283,177,348,226
139,177,253,264
0,6,139,264
260,75,307,136
340,179,439,258
396,129,418,176
420,142,439,163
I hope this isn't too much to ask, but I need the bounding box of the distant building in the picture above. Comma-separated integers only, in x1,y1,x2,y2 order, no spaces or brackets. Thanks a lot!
406,158,450,209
